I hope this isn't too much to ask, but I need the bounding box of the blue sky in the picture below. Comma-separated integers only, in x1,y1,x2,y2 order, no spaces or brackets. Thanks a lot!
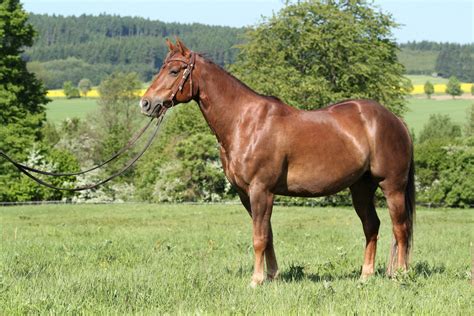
22,0,473,44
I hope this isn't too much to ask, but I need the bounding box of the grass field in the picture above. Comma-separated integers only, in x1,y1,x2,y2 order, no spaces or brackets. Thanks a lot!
46,98,99,123
45,97,473,138
405,75,449,85
405,98,473,135
0,204,471,314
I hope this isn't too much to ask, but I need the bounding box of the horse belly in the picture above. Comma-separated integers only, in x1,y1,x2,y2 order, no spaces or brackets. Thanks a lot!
278,142,368,197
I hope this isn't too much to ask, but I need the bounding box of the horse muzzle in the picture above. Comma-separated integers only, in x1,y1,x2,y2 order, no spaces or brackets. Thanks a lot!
140,97,165,117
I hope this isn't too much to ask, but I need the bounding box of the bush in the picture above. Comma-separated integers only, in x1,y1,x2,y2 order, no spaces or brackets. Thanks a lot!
0,145,80,202
415,138,473,207
63,81,81,99
418,114,462,144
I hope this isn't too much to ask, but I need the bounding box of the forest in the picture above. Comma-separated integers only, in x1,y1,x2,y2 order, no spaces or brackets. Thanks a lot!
25,14,245,88
24,14,474,89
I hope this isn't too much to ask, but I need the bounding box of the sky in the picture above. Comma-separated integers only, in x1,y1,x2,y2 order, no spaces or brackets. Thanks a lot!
22,0,473,44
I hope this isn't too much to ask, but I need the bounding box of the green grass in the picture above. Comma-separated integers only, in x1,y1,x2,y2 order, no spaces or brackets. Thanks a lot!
0,204,471,314
404,98,473,135
46,98,99,123
406,75,449,85
44,97,473,138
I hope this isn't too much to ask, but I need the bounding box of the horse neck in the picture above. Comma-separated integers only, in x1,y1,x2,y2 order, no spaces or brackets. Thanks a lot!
194,58,260,147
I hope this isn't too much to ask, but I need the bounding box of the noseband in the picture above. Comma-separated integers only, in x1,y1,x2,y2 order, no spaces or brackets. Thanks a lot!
163,51,196,108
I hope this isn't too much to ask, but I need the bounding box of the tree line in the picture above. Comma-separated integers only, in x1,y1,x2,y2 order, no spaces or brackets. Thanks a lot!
24,14,245,88
399,41,474,81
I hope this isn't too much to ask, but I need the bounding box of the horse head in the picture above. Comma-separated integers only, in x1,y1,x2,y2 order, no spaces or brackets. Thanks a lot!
140,38,197,117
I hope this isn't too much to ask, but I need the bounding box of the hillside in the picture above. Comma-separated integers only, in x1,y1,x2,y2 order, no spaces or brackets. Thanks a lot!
24,15,473,89
398,41,474,82
25,14,245,88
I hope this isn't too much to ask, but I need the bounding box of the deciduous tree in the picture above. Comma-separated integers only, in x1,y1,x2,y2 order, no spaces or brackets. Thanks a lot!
231,0,410,115
445,76,462,99
424,81,434,99
78,78,92,97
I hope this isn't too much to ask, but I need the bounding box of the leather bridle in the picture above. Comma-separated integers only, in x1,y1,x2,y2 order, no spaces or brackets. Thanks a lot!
162,51,196,108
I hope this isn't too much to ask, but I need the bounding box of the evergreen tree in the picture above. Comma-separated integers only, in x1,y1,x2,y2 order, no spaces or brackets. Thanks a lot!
231,0,409,115
424,81,434,99
0,0,49,199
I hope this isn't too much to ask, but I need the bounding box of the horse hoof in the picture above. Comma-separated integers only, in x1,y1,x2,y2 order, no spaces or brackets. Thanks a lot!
249,275,264,288
267,270,280,281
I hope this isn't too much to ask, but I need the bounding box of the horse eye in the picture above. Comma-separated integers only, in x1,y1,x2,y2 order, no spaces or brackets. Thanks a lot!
169,69,179,76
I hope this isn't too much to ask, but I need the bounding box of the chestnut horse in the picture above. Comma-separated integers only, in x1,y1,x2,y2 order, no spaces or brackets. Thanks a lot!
141,39,415,287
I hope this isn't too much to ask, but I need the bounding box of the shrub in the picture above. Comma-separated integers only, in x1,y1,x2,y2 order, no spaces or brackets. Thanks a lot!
63,81,81,99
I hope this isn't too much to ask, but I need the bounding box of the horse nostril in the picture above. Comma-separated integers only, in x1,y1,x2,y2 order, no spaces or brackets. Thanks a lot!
141,98,150,110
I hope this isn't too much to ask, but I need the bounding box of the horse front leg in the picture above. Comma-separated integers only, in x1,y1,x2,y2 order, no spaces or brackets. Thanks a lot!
239,190,279,285
248,185,275,288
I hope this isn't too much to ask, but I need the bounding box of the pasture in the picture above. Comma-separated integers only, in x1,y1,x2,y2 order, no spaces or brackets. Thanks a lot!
45,97,473,137
1,204,471,314
405,98,473,134
406,75,448,85
45,98,99,123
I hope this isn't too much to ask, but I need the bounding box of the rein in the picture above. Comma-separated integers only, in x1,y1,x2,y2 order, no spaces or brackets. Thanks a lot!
0,108,167,191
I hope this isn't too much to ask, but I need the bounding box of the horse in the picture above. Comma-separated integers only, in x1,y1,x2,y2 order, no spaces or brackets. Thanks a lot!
140,38,415,287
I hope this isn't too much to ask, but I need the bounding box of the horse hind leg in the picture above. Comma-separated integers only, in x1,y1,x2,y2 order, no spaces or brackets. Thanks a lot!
381,179,414,277
350,176,380,279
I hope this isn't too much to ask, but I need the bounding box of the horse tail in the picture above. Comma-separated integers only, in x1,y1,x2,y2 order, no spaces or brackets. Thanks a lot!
405,151,416,259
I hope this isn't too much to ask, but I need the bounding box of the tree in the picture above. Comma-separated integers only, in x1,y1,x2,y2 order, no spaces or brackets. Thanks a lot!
63,81,80,99
78,78,92,97
445,76,462,99
424,81,434,99
418,114,462,144
230,0,409,115
0,0,49,199
435,44,474,82
0,1,80,202
93,72,142,169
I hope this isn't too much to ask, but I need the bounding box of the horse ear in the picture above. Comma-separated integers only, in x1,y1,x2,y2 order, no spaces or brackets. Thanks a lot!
166,38,175,51
175,37,190,55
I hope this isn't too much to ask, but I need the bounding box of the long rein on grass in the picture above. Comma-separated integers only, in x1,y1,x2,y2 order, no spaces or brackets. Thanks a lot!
0,108,167,191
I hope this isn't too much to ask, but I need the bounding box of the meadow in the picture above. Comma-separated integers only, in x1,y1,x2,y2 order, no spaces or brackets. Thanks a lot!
0,204,471,314
46,98,99,123
46,97,473,136
404,98,473,134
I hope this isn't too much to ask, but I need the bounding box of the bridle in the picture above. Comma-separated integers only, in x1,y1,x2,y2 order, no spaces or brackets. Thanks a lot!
0,52,197,192
0,104,165,191
162,51,196,108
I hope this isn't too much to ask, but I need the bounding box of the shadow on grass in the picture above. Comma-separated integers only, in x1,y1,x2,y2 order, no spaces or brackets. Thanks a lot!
279,264,360,283
279,260,446,283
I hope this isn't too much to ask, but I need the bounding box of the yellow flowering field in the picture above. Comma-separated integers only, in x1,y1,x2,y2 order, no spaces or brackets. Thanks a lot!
48,85,473,98
411,83,473,94
47,89,147,98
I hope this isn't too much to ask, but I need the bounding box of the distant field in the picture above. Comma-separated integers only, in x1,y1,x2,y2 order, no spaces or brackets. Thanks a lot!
45,96,473,137
404,98,472,135
406,75,449,85
46,98,99,123
0,204,471,314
